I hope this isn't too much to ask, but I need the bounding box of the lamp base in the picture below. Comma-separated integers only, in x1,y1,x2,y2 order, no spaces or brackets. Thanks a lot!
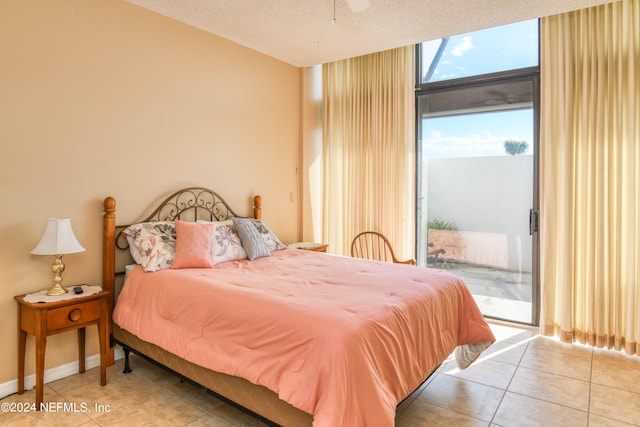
47,255,69,295
47,283,68,296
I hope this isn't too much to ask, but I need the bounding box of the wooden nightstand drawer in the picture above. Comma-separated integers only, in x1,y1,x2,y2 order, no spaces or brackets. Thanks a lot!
47,299,101,332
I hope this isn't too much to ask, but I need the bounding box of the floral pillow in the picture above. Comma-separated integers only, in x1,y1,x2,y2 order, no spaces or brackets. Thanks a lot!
198,220,247,265
248,219,286,251
122,221,176,272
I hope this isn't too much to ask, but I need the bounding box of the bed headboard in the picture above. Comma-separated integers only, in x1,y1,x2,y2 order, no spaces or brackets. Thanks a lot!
102,187,262,364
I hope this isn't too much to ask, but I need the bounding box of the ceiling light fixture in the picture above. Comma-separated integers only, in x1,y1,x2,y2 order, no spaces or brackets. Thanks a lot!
332,0,336,26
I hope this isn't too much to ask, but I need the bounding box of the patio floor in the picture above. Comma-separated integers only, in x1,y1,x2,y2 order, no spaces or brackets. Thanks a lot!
429,261,533,324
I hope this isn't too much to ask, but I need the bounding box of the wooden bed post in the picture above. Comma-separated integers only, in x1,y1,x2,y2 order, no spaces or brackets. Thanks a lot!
253,195,262,220
103,196,116,366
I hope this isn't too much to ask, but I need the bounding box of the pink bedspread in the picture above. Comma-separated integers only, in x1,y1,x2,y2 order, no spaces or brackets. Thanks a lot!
113,248,494,426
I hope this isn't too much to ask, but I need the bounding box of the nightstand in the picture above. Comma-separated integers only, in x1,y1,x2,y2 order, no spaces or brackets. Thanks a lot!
15,289,109,409
288,242,329,252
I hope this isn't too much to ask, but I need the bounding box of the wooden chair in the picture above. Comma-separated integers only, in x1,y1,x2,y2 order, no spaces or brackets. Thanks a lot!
350,231,416,265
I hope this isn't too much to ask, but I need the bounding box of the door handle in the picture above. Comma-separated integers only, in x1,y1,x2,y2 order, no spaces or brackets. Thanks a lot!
529,209,539,235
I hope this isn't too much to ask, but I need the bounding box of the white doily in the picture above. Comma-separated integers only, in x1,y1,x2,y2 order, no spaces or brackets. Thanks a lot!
23,285,103,303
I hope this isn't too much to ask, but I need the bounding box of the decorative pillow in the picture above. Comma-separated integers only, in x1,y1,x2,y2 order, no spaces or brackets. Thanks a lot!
198,220,247,265
172,221,214,269
232,218,271,260
122,221,176,272
248,219,286,251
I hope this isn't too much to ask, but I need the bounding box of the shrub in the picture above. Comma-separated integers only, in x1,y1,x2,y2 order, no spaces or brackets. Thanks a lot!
504,140,529,155
427,218,458,231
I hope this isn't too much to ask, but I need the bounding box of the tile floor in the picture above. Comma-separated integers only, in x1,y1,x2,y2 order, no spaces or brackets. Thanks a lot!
1,322,639,426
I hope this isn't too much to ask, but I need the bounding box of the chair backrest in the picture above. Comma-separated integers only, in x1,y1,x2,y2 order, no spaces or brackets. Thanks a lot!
350,231,416,265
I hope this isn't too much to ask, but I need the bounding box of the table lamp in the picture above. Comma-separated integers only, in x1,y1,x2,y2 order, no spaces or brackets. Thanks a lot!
31,218,86,295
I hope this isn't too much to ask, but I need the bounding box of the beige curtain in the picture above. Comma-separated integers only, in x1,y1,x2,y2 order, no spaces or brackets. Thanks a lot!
540,0,640,355
322,46,415,257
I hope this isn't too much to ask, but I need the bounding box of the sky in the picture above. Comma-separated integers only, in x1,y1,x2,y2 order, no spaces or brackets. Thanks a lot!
420,19,538,158
422,19,539,82
423,109,533,158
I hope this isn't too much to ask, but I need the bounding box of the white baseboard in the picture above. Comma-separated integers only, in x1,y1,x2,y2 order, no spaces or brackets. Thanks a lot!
0,349,124,400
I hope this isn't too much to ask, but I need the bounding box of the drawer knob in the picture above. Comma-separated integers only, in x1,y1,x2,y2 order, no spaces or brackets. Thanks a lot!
68,309,82,322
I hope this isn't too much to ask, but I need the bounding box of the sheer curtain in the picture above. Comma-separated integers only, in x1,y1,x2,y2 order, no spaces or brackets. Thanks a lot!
540,0,639,355
322,46,415,257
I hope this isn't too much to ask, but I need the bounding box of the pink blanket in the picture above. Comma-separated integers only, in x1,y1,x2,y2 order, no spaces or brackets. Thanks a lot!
113,248,494,426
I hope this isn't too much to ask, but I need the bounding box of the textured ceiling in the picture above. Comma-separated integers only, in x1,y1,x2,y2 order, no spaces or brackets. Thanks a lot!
127,0,618,67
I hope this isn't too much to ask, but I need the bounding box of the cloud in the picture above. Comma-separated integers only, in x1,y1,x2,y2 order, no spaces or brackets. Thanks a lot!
450,36,473,57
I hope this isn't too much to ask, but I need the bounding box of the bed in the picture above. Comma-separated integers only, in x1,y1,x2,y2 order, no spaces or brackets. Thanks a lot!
102,187,495,427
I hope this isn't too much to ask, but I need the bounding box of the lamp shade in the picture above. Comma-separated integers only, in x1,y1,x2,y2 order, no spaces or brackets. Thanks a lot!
31,218,85,255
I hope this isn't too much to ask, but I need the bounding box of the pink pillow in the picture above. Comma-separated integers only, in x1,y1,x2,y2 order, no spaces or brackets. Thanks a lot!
172,221,214,269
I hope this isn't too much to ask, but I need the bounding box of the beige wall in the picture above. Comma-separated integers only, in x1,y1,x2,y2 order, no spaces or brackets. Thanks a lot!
0,0,301,387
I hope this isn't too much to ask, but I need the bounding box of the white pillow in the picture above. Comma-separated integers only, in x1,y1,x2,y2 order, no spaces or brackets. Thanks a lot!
197,220,247,264
248,219,286,251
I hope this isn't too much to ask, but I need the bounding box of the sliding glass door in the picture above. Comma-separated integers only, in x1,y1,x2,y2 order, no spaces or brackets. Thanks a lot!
415,20,540,324
417,77,538,324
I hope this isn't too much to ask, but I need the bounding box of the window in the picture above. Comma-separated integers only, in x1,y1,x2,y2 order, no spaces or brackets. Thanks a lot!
418,19,539,84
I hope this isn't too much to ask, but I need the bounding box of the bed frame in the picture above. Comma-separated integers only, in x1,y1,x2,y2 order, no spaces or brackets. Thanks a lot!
102,187,313,426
